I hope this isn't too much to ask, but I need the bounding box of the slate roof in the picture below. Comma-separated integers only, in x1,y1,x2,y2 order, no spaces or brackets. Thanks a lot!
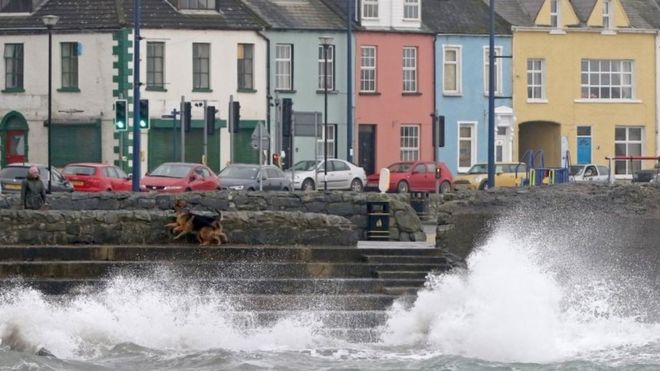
0,0,121,33
319,0,433,32
240,0,346,30
570,0,596,23
621,0,660,29
486,0,537,26
423,0,512,35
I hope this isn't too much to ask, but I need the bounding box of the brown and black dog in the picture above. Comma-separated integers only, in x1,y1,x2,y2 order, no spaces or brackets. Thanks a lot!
165,200,228,245
196,219,229,246
164,199,195,240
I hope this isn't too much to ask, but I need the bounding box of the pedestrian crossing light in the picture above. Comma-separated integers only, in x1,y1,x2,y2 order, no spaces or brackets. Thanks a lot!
139,99,150,129
114,99,128,132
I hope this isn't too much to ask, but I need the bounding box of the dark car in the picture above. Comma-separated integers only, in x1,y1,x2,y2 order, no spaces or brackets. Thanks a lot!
0,163,74,193
632,169,659,183
218,164,292,191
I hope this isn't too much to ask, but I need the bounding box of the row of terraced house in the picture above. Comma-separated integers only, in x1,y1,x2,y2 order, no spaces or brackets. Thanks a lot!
1,0,660,179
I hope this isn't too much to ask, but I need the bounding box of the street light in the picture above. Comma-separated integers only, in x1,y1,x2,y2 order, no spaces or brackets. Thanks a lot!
319,35,333,191
42,14,59,194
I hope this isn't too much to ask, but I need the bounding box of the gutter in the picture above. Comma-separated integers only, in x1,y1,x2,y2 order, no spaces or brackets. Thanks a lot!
257,29,271,161
656,31,660,156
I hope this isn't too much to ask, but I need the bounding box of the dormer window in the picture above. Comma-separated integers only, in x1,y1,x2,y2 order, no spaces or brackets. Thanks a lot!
403,0,419,20
178,0,216,10
550,0,559,28
0,0,32,13
362,0,378,19
603,0,613,29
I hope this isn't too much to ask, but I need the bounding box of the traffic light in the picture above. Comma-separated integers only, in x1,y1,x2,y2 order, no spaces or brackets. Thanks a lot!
433,115,445,148
206,105,216,135
183,102,192,132
138,99,150,129
231,101,241,133
282,98,293,137
114,99,128,131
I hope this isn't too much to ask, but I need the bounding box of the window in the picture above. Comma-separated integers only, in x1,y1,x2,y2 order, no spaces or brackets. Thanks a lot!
581,59,633,99
193,43,210,90
442,46,461,94
146,42,165,89
318,44,334,91
550,0,559,28
0,0,31,12
61,42,79,89
4,44,23,90
603,0,612,29
483,46,502,95
360,46,376,92
237,44,254,90
403,0,419,20
615,127,642,176
402,47,417,93
527,58,544,100
400,125,419,161
316,124,336,159
362,0,378,18
178,0,215,9
275,44,292,91
458,122,475,171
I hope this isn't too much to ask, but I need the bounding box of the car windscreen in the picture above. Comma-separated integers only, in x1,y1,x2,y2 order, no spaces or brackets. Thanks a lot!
569,166,583,176
63,165,96,176
292,161,318,171
219,166,258,179
467,164,488,174
387,163,412,173
0,167,43,179
149,164,192,178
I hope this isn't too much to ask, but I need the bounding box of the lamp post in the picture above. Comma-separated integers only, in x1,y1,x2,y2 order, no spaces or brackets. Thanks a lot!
42,15,59,194
319,35,333,191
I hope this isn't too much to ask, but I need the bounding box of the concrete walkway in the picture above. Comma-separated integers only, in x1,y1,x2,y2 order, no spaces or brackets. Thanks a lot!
357,223,437,249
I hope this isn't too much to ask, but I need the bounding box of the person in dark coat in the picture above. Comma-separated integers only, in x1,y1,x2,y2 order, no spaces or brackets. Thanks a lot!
21,166,46,210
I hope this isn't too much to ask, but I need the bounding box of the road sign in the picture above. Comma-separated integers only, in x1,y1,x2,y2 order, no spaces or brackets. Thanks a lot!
251,122,270,150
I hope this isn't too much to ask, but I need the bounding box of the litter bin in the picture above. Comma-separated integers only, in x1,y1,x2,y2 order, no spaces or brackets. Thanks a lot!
366,201,390,241
409,192,430,220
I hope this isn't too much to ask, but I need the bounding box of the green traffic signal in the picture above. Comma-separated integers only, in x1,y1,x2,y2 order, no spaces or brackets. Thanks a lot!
139,99,150,129
114,99,128,132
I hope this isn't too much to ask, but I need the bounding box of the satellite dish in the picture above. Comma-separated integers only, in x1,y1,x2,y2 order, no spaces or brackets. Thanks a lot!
378,168,390,193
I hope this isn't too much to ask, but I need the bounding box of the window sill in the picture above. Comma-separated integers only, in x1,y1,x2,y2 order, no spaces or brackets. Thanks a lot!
359,91,381,96
57,87,80,93
402,92,422,96
527,99,548,104
549,29,566,35
574,98,641,104
1,88,25,93
237,88,257,93
146,86,167,92
601,30,617,35
316,90,339,95
442,92,462,97
192,88,213,93
274,89,296,94
483,93,504,97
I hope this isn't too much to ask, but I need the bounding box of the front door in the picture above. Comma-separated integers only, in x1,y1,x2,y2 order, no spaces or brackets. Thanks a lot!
5,130,27,164
577,126,592,164
358,124,376,176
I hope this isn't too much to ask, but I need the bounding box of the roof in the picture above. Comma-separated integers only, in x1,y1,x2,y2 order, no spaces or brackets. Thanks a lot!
424,0,512,35
621,0,660,28
486,0,539,26
0,0,121,33
570,0,597,23
241,0,346,30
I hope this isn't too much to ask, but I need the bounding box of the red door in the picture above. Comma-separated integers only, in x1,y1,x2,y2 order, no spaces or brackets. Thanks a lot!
5,130,27,164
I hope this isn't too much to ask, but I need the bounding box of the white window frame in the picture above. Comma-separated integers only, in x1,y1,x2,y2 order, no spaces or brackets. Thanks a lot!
550,0,560,28
275,44,292,91
527,58,545,101
442,45,461,95
318,44,335,91
316,124,336,159
402,47,417,93
458,121,477,173
403,0,420,20
400,124,420,161
603,0,613,29
360,46,377,93
614,126,643,177
580,59,634,100
483,46,503,96
362,0,379,19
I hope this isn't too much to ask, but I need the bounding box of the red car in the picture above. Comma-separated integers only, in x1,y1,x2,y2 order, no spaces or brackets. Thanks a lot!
62,163,132,192
140,162,219,193
366,161,453,193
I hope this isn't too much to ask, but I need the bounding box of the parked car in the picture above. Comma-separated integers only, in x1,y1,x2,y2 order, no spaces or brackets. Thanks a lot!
218,164,292,191
62,163,132,192
140,162,219,193
288,159,367,191
0,163,74,193
366,161,453,193
569,164,610,182
453,162,527,190
632,168,659,183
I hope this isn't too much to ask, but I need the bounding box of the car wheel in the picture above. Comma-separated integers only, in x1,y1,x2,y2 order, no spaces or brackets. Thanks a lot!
479,181,489,190
350,179,363,192
248,187,255,191
302,179,315,191
397,181,409,193
185,188,192,192
283,187,291,192
440,181,451,194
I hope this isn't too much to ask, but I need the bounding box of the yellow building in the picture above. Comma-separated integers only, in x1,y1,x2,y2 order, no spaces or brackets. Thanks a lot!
499,0,660,178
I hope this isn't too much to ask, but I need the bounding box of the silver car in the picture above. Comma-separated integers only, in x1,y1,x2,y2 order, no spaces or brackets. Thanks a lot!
288,159,367,192
218,164,292,191
569,164,610,182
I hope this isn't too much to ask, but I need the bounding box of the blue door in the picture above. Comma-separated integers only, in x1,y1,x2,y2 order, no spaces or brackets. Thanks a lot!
577,137,591,164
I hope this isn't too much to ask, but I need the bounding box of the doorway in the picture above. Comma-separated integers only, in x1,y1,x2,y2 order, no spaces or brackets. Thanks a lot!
358,124,375,175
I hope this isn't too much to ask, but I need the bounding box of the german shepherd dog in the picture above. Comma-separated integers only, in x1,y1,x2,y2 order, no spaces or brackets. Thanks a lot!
165,199,195,240
196,219,229,246
165,200,228,245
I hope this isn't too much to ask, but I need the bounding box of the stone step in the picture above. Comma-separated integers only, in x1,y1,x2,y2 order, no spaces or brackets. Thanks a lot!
317,328,382,343
0,278,427,296
0,246,445,263
382,286,422,295
364,255,449,265
0,261,449,279
225,310,389,329
376,271,431,280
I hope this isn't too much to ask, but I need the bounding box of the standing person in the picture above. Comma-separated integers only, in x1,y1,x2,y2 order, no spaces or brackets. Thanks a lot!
21,166,46,210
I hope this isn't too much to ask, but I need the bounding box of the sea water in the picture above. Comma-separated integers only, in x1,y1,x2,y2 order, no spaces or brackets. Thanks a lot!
0,215,658,370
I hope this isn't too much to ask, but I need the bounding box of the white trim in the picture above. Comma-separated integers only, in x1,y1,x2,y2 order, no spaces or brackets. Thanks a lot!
359,45,377,93
442,44,462,95
526,58,545,100
527,99,549,104
457,121,477,173
574,99,641,104
482,46,503,96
